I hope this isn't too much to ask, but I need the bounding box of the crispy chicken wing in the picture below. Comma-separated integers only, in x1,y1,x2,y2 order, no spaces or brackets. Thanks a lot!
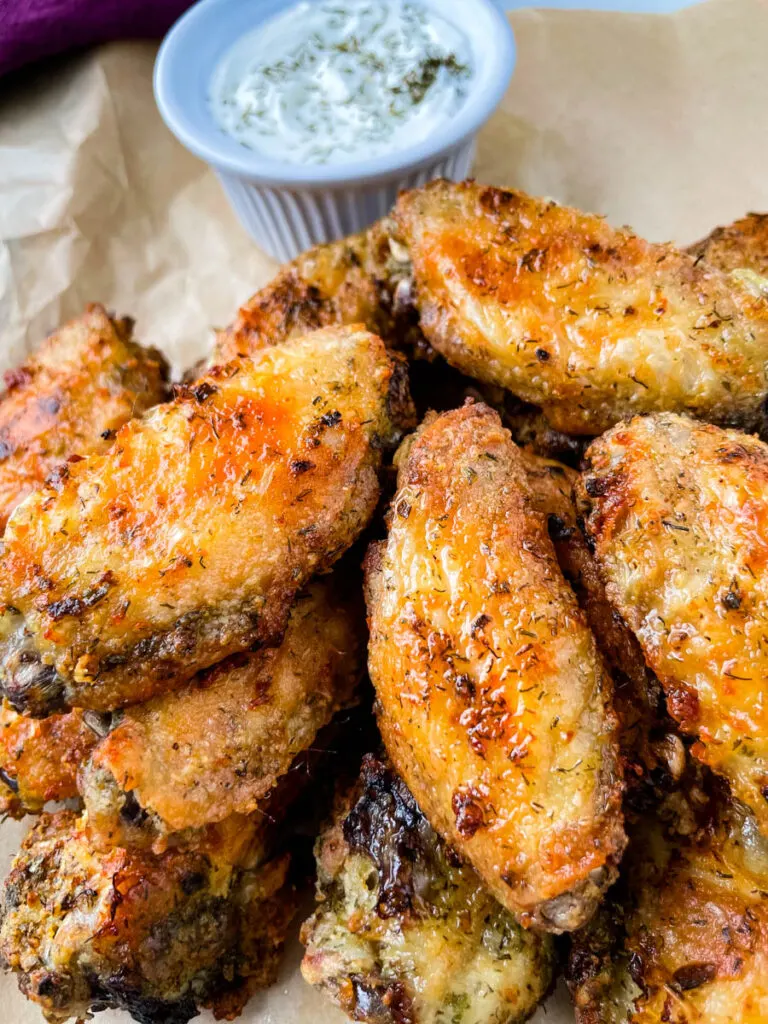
688,212,768,278
0,701,97,818
578,412,768,833
0,304,168,534
301,754,555,1024
567,799,768,1024
0,809,294,1024
0,325,413,717
80,579,363,846
394,181,768,435
365,403,625,931
0,306,167,816
214,221,416,363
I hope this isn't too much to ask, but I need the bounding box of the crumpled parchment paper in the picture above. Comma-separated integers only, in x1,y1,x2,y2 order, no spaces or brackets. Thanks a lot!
1,0,768,1020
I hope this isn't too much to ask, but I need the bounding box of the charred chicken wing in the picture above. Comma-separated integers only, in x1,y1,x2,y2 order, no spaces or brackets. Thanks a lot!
0,325,413,717
301,754,555,1024
81,579,363,846
0,809,294,1024
394,181,768,435
578,412,768,833
365,403,625,932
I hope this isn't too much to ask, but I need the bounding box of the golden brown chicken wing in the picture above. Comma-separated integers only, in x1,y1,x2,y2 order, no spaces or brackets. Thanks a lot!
520,450,666,789
214,220,416,363
301,754,556,1024
688,212,768,278
0,809,294,1024
0,306,167,816
578,412,768,834
0,700,97,818
393,181,768,436
0,304,168,534
0,325,413,718
365,403,625,932
80,578,363,847
567,798,768,1024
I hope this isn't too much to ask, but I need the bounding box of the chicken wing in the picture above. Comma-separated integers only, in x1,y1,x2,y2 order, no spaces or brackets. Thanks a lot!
0,809,294,1024
0,701,97,818
0,325,413,717
393,180,768,435
0,304,168,534
567,798,768,1024
0,306,167,815
688,212,768,278
520,450,668,791
80,578,363,847
301,754,555,1024
365,403,625,931
578,412,768,833
214,220,417,363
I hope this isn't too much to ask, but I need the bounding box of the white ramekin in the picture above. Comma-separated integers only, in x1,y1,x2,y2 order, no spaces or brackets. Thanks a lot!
154,0,515,262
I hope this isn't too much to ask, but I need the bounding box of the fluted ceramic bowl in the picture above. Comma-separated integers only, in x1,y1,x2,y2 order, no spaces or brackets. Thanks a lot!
154,0,516,261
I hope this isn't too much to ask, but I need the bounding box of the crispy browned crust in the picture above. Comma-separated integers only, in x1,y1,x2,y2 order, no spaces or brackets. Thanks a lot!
0,304,168,533
0,700,97,817
365,403,625,931
0,809,295,1024
80,579,363,843
301,754,555,1024
214,220,418,363
394,180,768,435
578,412,768,833
687,212,768,277
567,799,768,1024
0,325,414,717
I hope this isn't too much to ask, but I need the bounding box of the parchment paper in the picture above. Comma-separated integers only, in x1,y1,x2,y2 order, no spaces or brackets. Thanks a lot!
2,0,768,1020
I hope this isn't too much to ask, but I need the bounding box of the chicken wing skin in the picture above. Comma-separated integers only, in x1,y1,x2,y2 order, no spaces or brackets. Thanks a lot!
0,304,168,534
365,403,625,932
301,754,555,1024
567,799,768,1024
0,809,294,1024
80,579,363,846
520,450,669,792
0,325,413,717
688,212,768,278
0,700,97,818
214,220,416,363
394,180,768,435
578,412,768,833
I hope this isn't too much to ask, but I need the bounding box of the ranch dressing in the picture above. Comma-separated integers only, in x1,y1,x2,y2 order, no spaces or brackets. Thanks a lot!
209,1,473,165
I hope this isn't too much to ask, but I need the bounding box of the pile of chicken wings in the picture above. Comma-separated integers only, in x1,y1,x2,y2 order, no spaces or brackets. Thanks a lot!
1,182,768,1024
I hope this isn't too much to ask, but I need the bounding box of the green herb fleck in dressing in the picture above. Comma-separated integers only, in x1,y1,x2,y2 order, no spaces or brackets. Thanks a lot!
209,1,473,165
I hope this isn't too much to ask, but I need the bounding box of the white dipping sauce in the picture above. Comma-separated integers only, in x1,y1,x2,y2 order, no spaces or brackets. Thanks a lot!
209,0,473,165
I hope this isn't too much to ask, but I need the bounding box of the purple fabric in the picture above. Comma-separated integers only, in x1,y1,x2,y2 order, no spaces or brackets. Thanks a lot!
0,0,194,77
